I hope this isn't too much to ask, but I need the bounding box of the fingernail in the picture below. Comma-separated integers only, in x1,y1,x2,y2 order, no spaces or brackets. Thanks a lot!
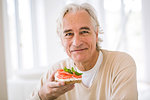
61,82,65,85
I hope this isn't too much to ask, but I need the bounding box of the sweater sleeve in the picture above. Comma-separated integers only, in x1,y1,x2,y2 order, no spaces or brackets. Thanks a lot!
26,61,65,100
26,69,52,100
111,53,138,100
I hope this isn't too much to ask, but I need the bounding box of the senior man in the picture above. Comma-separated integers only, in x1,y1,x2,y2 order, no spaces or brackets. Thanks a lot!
28,3,138,100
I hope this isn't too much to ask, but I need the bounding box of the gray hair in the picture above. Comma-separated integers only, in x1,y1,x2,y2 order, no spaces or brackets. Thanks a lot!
57,3,103,50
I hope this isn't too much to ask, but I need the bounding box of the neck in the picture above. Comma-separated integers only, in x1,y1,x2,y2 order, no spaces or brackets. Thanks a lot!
75,50,99,71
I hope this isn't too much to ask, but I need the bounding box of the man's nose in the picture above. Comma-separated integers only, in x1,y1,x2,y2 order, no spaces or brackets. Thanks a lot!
72,34,82,47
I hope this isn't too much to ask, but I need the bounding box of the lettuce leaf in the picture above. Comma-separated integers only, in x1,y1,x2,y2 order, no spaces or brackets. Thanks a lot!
63,67,83,76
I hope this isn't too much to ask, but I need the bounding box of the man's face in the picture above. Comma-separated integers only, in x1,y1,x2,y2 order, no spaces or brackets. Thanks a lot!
61,10,98,63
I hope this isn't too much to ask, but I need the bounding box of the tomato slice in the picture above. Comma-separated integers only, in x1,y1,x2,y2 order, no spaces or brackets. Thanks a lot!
57,69,64,72
56,69,82,79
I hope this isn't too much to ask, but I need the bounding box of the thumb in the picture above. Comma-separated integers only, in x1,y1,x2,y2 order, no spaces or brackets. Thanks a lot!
49,71,56,82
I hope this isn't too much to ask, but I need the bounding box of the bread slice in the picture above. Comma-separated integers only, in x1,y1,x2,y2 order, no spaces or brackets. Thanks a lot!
64,80,82,84
55,71,82,84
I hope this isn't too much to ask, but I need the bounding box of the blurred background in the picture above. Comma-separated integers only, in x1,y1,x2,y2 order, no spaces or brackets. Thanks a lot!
0,0,150,100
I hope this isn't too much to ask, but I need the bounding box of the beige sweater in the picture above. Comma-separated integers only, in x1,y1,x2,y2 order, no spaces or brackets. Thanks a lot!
28,49,138,100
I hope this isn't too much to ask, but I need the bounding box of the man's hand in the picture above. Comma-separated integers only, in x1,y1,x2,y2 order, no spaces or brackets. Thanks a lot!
38,72,75,100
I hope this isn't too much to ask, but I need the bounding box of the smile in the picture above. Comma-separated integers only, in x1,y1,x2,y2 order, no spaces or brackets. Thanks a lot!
71,48,88,52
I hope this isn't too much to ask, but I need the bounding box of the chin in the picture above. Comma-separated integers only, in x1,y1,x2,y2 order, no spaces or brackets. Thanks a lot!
72,55,87,63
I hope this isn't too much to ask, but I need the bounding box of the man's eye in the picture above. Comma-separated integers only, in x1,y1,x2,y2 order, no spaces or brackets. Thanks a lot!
65,33,73,36
80,31,89,34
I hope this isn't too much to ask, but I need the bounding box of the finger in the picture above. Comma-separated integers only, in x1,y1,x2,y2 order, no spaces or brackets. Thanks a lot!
64,83,75,90
57,84,75,94
48,81,65,88
57,83,75,92
51,83,74,95
63,84,75,92
66,84,75,91
49,83,75,98
49,71,56,82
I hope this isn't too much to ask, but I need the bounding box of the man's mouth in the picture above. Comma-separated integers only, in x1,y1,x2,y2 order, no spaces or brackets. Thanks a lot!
71,48,88,52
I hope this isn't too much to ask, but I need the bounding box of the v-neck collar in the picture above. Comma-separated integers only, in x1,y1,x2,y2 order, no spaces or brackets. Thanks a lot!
70,49,104,89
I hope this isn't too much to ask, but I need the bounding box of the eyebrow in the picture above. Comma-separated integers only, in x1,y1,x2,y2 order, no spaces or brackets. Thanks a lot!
63,27,90,33
80,27,90,30
63,29,72,33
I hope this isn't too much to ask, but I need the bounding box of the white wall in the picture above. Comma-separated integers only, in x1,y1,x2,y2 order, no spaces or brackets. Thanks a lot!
142,0,150,82
0,0,8,99
7,76,39,100
45,0,68,65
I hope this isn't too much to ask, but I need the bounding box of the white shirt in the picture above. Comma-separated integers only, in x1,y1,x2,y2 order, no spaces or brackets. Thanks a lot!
76,51,103,88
